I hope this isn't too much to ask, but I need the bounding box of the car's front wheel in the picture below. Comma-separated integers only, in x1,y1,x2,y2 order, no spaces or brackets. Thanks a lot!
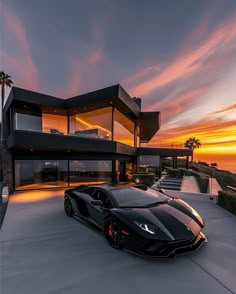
64,197,73,217
104,216,124,249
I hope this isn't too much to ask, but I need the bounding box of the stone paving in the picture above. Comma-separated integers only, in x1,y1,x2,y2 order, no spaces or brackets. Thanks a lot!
0,189,236,294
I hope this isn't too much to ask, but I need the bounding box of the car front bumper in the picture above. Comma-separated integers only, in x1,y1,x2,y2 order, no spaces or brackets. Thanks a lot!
124,231,207,258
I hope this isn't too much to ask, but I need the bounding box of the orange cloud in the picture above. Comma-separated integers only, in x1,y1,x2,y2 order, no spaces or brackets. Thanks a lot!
1,4,39,90
209,104,236,115
147,117,236,156
124,12,236,97
145,84,211,123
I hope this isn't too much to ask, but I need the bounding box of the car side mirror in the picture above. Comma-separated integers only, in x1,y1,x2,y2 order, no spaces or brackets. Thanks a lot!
91,200,103,207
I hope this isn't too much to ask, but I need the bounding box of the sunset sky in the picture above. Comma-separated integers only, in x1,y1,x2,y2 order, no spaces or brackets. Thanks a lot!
1,0,236,170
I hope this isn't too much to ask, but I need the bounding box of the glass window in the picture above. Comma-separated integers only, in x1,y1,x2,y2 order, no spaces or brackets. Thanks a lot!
113,109,134,146
112,187,169,207
69,160,112,186
138,155,160,174
14,112,42,132
136,126,140,147
69,107,112,140
42,113,67,135
14,160,68,190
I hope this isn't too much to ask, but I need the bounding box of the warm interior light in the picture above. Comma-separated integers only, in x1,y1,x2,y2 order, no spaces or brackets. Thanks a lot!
75,117,112,135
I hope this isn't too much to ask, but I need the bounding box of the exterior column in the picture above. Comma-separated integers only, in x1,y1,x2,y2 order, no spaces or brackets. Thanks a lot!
175,156,178,169
112,160,119,184
186,156,189,169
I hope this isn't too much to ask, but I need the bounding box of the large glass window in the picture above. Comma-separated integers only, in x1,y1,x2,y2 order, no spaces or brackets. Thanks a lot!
42,113,67,135
69,107,112,140
69,160,112,186
14,160,68,190
136,125,140,147
138,155,160,174
114,109,134,146
14,112,42,132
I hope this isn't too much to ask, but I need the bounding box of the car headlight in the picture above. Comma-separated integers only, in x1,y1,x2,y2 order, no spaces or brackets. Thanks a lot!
134,221,157,234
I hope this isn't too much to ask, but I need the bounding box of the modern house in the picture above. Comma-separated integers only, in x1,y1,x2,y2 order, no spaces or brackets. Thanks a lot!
2,84,192,192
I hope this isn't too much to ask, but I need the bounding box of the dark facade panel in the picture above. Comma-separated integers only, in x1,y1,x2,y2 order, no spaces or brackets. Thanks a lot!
13,151,133,161
6,85,141,120
138,147,192,157
7,131,116,153
66,84,140,118
65,84,119,109
9,87,65,109
118,85,140,117
139,112,160,143
116,142,136,156
7,130,136,156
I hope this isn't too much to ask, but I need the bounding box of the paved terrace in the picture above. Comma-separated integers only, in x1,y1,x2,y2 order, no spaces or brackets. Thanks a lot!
0,189,236,294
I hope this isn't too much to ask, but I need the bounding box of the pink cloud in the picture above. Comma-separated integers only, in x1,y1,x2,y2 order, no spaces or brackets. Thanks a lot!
58,47,105,97
87,48,103,65
209,104,236,115
124,12,236,97
1,4,39,90
146,84,212,123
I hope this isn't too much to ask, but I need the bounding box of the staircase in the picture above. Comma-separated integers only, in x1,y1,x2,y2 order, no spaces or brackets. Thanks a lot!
152,176,182,191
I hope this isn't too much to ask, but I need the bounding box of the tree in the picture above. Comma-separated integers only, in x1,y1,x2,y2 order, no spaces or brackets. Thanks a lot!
0,71,14,143
184,137,201,162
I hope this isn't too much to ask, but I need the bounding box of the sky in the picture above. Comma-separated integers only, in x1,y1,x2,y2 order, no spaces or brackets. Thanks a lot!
1,0,236,170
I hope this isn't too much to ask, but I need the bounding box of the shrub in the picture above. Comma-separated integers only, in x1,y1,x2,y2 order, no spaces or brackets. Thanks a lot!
218,190,236,216
166,168,181,178
196,177,209,193
131,173,155,187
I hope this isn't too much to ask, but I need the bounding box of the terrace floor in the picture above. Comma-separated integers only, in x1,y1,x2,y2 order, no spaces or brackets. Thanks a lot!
0,189,236,294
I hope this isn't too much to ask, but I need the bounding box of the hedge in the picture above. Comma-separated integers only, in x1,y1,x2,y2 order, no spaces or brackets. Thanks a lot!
131,173,155,187
218,190,236,216
165,168,181,178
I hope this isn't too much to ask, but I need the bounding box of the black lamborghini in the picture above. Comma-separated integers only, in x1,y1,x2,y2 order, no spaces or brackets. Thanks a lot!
64,184,207,257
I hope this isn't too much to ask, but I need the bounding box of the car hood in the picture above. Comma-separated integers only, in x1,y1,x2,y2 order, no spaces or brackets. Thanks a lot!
118,203,202,241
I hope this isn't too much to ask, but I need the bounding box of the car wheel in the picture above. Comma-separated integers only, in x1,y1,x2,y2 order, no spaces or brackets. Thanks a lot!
64,197,73,217
104,216,124,249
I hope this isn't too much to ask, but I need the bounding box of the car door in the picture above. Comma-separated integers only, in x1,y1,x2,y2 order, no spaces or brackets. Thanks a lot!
86,189,109,228
73,187,96,218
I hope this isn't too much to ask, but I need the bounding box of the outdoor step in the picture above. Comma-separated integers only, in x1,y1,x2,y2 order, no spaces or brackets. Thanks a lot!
159,185,181,191
160,181,181,186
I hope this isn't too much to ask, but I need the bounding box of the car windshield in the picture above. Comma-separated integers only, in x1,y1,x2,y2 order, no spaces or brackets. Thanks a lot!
112,187,170,207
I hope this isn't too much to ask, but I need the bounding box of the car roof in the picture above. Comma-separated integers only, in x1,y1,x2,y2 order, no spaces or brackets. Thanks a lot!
75,183,141,191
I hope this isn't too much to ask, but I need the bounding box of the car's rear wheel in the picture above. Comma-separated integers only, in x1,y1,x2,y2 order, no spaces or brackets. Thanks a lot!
64,197,73,217
104,216,124,249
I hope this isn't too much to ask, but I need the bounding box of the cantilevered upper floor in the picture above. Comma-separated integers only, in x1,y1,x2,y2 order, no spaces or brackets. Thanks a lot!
3,84,160,153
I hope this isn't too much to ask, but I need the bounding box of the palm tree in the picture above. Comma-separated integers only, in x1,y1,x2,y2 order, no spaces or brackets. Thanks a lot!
0,71,14,143
184,137,201,162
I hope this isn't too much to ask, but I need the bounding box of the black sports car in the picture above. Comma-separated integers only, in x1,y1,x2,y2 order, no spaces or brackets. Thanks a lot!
64,184,207,257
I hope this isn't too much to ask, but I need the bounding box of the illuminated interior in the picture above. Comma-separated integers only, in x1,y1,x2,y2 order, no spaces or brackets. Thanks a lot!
42,113,67,135
69,107,112,139
113,109,135,147
14,159,112,191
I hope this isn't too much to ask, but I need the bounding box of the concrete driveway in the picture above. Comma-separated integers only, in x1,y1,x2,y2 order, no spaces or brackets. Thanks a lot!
1,189,236,294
